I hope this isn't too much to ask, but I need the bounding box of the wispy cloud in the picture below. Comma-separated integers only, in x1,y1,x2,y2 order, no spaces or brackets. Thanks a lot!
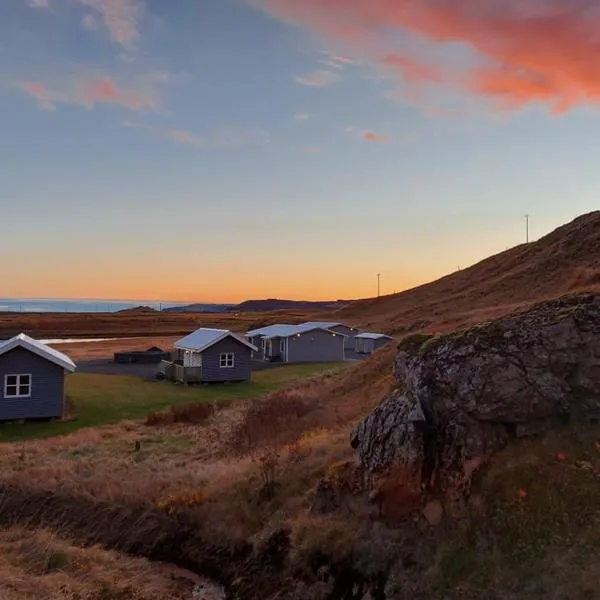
121,121,270,149
82,13,99,30
294,69,340,87
294,111,311,121
15,70,166,112
344,125,390,143
253,0,600,115
27,0,144,50
76,0,144,50
28,0,52,8
362,131,389,143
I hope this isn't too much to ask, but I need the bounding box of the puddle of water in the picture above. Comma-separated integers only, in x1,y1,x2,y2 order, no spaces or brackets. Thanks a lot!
41,337,138,344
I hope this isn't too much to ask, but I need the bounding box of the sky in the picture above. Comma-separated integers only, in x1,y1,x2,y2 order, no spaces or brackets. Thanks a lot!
1,0,600,303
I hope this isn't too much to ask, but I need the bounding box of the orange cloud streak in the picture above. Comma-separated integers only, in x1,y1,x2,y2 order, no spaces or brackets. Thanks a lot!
255,0,600,112
363,131,388,142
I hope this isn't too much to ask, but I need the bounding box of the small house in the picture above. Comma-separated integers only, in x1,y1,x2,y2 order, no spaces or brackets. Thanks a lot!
245,324,345,363
297,322,360,350
0,333,76,421
159,328,257,384
354,333,394,355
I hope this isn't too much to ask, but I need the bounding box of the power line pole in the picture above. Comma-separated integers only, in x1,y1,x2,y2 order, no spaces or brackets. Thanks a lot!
525,214,530,244
377,273,381,297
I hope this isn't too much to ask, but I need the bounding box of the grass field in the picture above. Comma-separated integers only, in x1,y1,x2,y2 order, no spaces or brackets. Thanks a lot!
0,362,348,443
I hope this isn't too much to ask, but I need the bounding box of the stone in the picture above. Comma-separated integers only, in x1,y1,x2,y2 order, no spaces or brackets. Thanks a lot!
351,294,600,518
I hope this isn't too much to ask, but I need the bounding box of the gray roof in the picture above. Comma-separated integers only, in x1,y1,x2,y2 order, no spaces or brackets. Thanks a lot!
246,324,291,338
175,328,257,352
246,324,346,340
0,333,76,371
355,332,393,340
298,321,342,329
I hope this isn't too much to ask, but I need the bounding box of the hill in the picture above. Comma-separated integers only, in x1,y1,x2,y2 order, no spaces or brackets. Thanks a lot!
163,298,349,314
328,211,600,334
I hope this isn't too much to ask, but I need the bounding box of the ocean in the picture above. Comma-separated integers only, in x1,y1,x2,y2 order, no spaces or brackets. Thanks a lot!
0,298,187,313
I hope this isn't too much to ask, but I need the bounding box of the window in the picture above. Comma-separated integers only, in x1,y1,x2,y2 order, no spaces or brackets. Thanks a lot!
219,353,235,368
4,374,32,398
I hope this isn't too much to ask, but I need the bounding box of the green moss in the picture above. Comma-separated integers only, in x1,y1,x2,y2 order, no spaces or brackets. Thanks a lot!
398,333,436,355
419,334,444,356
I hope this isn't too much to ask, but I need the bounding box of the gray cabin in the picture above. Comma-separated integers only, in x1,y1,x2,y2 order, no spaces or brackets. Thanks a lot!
159,328,257,384
354,333,394,355
246,324,345,363
297,322,360,351
0,333,76,421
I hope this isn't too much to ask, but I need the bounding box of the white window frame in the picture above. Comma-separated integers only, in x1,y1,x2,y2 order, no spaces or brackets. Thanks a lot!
4,373,32,399
219,352,235,368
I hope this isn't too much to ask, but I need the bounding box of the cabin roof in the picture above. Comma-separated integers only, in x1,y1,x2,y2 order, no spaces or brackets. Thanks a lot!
175,328,257,353
0,333,76,372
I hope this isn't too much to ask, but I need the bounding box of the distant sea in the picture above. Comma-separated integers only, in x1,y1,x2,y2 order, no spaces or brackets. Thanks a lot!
0,298,188,313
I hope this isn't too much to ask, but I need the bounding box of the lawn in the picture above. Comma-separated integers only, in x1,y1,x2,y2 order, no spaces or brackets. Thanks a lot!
0,362,348,442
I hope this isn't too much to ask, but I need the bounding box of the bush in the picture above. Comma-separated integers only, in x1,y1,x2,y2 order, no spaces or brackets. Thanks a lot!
146,400,232,427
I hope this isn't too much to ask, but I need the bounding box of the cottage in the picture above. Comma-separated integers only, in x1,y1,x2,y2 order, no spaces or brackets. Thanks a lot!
245,324,345,363
159,328,257,384
354,333,394,355
0,333,76,421
297,322,360,351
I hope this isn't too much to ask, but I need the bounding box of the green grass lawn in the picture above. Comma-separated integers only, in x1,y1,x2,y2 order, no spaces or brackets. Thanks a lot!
0,362,348,443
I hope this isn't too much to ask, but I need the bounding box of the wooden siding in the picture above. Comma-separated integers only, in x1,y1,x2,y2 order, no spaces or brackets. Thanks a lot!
198,337,252,382
0,347,66,420
286,329,345,363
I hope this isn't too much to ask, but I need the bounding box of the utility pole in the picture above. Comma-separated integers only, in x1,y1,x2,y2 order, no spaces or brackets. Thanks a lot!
525,214,530,244
377,273,381,298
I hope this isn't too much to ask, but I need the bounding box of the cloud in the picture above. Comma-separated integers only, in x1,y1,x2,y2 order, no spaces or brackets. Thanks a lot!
344,125,390,143
252,0,600,114
29,0,52,7
82,13,98,30
294,69,340,87
121,121,270,149
165,129,203,146
294,112,310,121
362,131,389,143
15,82,56,111
15,71,165,112
76,0,144,49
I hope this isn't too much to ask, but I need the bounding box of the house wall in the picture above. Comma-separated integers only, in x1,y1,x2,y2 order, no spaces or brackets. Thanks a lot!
0,347,66,420
200,337,252,382
330,324,360,350
286,329,345,363
248,336,265,359
266,337,282,360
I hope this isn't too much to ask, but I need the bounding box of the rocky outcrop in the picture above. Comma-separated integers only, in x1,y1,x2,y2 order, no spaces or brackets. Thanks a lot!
351,294,600,519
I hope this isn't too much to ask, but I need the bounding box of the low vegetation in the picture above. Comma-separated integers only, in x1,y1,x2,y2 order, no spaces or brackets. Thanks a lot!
0,527,200,599
0,362,348,442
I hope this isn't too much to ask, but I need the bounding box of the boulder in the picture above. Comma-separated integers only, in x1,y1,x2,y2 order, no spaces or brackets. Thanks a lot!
351,294,600,519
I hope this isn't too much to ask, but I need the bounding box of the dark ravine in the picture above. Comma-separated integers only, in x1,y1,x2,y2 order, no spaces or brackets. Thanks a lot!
351,293,600,520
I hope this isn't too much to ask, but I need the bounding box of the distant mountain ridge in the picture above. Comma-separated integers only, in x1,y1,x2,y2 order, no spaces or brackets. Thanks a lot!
161,298,350,313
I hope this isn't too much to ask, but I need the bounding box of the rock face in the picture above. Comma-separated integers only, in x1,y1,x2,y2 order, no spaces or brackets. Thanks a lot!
351,294,600,519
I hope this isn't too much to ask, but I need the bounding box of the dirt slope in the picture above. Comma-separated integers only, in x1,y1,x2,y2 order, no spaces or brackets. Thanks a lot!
327,211,600,334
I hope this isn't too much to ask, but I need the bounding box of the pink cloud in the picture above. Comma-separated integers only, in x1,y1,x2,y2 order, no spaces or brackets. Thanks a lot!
295,69,341,87
15,81,56,110
363,130,389,143
76,0,143,49
253,0,600,114
16,73,163,112
166,129,204,146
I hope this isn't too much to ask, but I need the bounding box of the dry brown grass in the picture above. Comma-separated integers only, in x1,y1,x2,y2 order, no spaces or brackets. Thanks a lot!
0,527,207,599
331,211,600,334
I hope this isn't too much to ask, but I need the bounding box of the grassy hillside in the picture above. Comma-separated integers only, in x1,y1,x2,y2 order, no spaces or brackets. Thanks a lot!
328,211,600,334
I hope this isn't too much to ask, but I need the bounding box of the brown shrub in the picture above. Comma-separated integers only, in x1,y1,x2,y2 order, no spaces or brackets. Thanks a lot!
146,400,234,427
229,391,316,456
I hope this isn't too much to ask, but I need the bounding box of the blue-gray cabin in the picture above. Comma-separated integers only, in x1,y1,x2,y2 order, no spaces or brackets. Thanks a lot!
354,333,394,355
0,333,76,421
160,328,258,384
245,324,345,363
